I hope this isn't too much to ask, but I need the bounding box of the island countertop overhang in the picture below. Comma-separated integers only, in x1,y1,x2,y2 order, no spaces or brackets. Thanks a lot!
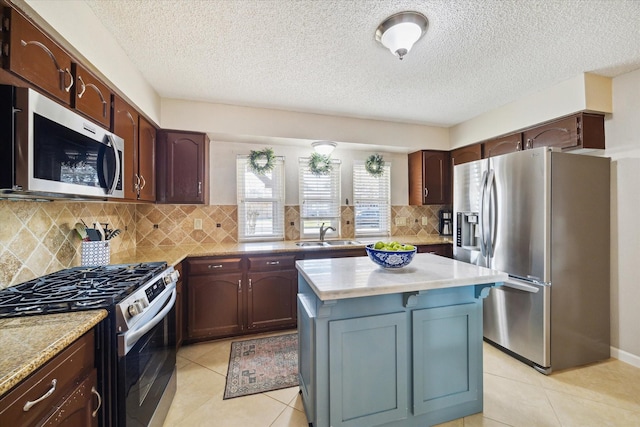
295,253,507,301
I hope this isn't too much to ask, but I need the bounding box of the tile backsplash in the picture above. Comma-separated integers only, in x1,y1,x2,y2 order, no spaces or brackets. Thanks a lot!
0,201,447,289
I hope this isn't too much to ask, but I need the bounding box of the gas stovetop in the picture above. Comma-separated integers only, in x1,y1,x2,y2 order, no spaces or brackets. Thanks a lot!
0,262,167,318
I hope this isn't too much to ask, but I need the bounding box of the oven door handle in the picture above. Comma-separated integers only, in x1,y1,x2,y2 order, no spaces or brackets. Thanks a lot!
125,284,176,351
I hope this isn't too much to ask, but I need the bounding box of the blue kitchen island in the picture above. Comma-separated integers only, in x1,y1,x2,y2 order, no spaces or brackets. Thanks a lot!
296,253,507,427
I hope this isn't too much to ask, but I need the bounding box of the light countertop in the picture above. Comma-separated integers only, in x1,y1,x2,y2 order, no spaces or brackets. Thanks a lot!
296,253,507,301
0,310,108,397
110,236,453,267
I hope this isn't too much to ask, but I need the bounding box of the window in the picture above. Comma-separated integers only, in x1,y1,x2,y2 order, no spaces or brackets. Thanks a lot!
353,160,391,237
299,157,341,239
236,156,285,241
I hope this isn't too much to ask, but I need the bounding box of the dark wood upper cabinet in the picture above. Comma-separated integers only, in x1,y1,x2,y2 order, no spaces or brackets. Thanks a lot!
523,112,604,151
483,133,523,158
451,143,482,166
71,63,112,128
112,96,139,200
137,116,156,202
157,130,210,204
408,150,451,205
2,8,73,104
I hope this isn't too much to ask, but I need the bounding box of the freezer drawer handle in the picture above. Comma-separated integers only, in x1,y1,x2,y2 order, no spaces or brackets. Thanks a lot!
503,280,540,293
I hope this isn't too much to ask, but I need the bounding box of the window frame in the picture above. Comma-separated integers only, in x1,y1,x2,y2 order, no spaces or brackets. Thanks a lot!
353,160,391,237
298,157,341,239
236,155,286,242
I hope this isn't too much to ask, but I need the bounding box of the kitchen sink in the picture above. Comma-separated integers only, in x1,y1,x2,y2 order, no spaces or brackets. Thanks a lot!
295,240,360,247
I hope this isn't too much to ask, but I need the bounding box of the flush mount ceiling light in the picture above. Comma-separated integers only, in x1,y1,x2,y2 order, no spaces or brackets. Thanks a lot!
312,141,337,155
375,11,428,60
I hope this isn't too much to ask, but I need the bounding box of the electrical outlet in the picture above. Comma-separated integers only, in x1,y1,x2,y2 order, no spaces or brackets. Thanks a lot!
194,218,203,230
395,217,406,226
422,217,429,226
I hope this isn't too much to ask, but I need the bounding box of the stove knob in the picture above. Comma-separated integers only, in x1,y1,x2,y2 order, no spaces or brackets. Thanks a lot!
128,301,144,317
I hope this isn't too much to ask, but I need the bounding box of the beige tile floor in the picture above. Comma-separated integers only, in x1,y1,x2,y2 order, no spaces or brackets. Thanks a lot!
163,330,640,427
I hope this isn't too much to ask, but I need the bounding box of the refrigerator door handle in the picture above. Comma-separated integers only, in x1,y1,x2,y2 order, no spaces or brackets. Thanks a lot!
479,170,489,256
487,169,497,257
503,278,540,293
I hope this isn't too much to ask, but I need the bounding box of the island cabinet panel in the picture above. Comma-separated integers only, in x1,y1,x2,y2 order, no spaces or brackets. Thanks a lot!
412,303,482,418
297,271,492,427
329,312,408,427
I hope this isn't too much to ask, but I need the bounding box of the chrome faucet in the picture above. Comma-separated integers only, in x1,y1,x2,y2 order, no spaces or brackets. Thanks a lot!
319,223,336,241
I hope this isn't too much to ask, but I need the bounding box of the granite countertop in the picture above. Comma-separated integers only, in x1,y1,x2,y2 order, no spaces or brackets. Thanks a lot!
110,235,453,267
0,310,107,397
296,253,507,301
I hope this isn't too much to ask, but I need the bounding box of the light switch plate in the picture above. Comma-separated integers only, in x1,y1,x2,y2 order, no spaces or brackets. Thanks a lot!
395,217,406,226
194,218,203,230
422,217,429,226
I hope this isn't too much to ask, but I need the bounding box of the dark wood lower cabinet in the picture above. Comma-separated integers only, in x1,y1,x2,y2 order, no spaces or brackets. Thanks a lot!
247,269,297,331
183,244,452,342
0,331,98,427
187,272,243,341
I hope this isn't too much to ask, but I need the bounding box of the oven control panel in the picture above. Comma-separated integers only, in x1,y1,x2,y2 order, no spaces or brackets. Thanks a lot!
145,279,166,303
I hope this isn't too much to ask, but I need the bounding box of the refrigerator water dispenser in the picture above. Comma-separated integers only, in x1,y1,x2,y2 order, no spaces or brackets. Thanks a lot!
456,212,480,250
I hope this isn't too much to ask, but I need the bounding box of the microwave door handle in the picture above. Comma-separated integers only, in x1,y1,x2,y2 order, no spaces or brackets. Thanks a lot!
105,134,120,195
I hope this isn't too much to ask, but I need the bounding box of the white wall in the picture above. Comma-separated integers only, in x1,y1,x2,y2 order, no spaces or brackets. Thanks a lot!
210,141,408,206
605,68,640,366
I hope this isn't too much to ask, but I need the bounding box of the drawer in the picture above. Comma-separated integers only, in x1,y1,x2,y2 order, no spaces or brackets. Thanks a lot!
0,330,95,426
187,257,244,275
247,255,296,272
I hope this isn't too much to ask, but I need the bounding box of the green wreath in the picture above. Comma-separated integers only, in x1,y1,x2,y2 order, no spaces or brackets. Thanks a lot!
308,152,333,176
248,147,275,175
365,154,385,177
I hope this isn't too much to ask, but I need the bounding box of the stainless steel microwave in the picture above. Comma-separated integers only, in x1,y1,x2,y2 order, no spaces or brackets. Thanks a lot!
0,85,124,200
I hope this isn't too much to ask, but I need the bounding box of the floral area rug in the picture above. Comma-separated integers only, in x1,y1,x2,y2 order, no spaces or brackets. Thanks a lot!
223,333,298,399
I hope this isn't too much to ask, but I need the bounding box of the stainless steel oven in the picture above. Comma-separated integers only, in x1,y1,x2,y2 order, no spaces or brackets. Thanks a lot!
116,274,178,427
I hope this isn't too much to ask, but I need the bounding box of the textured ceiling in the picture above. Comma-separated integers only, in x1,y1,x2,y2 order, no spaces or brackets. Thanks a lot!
83,0,640,127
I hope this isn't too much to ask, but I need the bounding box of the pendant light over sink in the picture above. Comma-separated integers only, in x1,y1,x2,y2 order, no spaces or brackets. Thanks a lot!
375,11,428,60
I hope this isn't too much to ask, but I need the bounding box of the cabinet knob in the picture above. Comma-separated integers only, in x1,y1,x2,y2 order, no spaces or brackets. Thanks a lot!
198,181,202,195
238,280,242,291
248,278,252,290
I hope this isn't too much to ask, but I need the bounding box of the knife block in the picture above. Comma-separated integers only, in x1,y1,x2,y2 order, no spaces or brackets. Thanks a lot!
81,241,110,266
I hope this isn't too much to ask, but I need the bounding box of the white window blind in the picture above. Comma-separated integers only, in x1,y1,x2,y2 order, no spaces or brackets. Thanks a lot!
353,161,391,237
237,156,285,241
299,157,341,238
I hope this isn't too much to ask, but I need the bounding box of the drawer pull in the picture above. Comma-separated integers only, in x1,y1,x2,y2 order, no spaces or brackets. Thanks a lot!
266,261,280,265
248,279,252,290
208,264,223,269
23,379,57,411
91,386,102,418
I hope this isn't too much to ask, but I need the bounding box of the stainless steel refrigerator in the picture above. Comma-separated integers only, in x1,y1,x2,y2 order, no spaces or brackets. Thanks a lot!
453,147,610,373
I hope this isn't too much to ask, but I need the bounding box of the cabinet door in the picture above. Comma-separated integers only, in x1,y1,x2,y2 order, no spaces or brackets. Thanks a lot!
483,133,523,158
408,151,451,205
41,370,99,427
329,312,408,427
4,9,73,104
246,269,297,330
157,130,210,204
187,272,243,340
112,96,139,200
523,113,604,151
451,144,482,166
412,303,482,417
137,116,156,201
71,63,111,128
